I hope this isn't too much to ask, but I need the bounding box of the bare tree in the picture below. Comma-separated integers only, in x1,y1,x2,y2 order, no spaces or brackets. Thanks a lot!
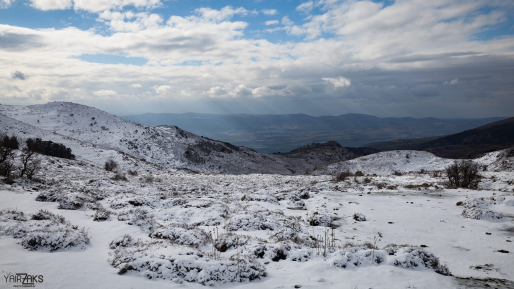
19,138,42,179
25,156,42,180
445,161,481,189
0,134,19,178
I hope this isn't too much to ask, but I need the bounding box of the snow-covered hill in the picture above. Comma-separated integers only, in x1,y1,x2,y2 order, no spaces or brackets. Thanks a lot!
322,148,514,176
0,102,311,174
322,150,456,175
0,113,160,172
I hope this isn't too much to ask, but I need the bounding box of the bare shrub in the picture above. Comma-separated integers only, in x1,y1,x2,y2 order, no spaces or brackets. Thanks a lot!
335,170,352,182
111,173,128,181
127,169,138,176
353,213,366,222
105,159,118,172
445,161,481,189
354,171,364,177
143,175,154,183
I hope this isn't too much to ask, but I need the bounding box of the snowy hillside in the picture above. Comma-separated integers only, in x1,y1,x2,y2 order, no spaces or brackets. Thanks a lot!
1,152,514,288
322,150,455,175
0,102,312,174
0,113,160,173
322,148,514,176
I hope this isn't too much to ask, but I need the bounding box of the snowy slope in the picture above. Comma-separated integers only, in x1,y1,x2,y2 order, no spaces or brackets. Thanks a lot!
323,150,455,175
476,148,514,172
0,102,311,174
1,154,513,289
0,113,160,172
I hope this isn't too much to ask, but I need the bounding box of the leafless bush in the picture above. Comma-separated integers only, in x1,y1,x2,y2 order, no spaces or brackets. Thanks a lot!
112,173,128,181
353,213,366,221
445,161,481,189
128,169,138,176
105,159,118,172
354,171,364,177
335,170,352,182
143,175,154,183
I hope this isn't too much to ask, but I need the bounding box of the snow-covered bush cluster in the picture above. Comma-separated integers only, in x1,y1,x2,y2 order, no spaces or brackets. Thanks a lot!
461,208,503,221
330,245,451,276
109,237,267,285
458,197,506,221
0,209,90,252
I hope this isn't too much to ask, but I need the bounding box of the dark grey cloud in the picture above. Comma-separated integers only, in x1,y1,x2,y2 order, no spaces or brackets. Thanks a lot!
11,70,28,80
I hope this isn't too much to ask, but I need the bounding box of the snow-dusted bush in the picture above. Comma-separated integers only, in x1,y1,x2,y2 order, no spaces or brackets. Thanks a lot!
58,196,84,210
251,243,288,262
31,209,66,223
125,208,155,230
332,247,385,268
94,208,111,221
109,240,266,285
461,208,503,221
269,229,314,247
214,233,252,252
329,246,451,276
0,209,27,222
36,190,62,202
386,246,452,276
225,212,281,231
246,194,278,204
21,228,90,252
309,214,333,227
461,198,490,208
353,213,366,222
149,224,209,248
0,209,90,252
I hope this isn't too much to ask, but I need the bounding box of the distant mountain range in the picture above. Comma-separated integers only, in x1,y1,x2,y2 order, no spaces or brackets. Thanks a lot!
366,117,514,159
120,113,506,153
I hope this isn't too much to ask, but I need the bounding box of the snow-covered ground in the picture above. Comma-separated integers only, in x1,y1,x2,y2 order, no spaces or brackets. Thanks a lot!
1,102,513,288
1,154,513,288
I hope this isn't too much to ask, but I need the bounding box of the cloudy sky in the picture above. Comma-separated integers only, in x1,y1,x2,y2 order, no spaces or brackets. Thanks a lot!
1,0,514,117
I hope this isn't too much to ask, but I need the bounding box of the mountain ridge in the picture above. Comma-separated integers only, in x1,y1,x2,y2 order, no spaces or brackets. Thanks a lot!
120,112,505,153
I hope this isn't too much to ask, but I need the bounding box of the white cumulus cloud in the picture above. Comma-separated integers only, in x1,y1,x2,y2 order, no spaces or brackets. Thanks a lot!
262,9,278,15
93,89,118,97
130,83,142,88
323,76,351,88
152,85,171,94
74,0,162,13
296,1,314,14
29,0,72,10
264,20,279,26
